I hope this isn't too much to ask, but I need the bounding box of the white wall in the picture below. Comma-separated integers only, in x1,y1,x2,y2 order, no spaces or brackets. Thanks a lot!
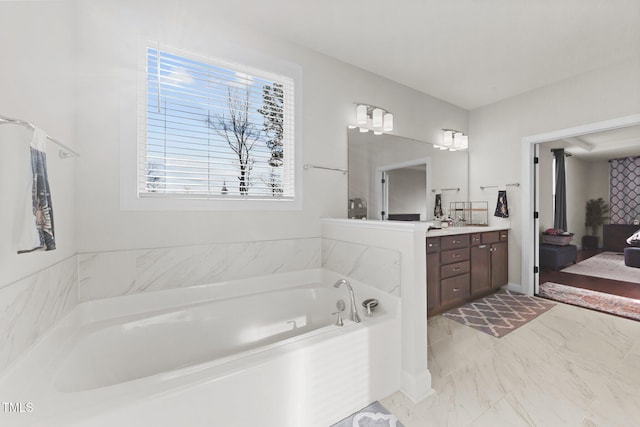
0,0,76,288
586,160,610,202
0,0,78,373
469,56,640,288
566,156,590,246
388,167,427,220
74,0,468,254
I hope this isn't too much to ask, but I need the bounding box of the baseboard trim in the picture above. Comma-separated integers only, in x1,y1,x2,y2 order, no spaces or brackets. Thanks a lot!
400,370,434,403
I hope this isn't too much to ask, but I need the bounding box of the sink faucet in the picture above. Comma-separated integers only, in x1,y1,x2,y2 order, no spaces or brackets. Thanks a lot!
334,279,361,323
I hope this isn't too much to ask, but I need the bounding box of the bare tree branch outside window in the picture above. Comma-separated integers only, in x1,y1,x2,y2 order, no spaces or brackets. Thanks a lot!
207,88,262,195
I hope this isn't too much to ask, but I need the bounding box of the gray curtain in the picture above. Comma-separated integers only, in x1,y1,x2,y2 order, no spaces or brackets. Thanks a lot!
552,149,567,231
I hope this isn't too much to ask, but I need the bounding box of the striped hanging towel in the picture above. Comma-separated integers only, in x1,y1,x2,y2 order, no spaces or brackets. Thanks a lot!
17,128,56,253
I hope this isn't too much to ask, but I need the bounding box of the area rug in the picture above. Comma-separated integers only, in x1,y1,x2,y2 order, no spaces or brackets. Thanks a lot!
330,401,404,427
538,282,640,321
561,251,640,283
442,290,556,338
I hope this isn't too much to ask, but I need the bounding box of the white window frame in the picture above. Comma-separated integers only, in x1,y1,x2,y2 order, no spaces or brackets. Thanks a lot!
120,39,303,211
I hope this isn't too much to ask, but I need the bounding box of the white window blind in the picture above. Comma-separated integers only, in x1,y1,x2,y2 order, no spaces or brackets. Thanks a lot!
138,43,296,201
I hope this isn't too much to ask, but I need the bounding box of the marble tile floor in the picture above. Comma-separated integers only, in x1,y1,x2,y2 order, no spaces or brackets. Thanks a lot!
381,301,640,426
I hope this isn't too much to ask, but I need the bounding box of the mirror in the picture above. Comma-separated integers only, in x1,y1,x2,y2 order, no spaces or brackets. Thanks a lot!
348,129,468,221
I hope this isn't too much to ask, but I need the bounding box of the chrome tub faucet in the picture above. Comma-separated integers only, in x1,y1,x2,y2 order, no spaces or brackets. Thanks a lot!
334,279,361,323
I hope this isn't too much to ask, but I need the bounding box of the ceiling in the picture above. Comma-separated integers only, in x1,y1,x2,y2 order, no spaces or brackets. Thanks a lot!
545,125,640,161
210,0,640,110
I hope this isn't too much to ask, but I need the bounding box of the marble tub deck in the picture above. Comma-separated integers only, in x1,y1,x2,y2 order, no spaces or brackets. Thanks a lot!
382,301,640,426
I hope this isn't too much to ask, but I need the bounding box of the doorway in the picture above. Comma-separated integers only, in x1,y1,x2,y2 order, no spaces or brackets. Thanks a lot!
521,114,640,298
376,157,431,221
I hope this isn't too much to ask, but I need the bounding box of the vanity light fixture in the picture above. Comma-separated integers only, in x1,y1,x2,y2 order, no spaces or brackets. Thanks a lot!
454,132,468,150
441,129,468,150
352,103,394,134
442,130,454,148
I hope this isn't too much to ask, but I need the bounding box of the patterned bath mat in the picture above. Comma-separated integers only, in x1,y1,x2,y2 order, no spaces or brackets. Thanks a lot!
561,252,640,283
539,282,640,321
330,401,404,427
442,290,556,338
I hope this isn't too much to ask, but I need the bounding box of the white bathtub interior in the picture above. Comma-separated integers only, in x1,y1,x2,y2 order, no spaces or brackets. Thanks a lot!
0,269,401,427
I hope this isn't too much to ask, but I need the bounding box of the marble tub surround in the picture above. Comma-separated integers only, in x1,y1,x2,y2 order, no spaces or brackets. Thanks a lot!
382,302,640,426
0,255,78,373
322,238,401,296
78,238,321,302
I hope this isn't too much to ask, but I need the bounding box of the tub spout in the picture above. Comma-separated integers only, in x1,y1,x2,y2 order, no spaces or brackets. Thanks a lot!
333,279,361,323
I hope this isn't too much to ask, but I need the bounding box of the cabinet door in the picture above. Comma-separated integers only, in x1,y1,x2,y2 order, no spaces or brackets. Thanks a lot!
491,241,508,288
471,244,491,295
426,252,440,315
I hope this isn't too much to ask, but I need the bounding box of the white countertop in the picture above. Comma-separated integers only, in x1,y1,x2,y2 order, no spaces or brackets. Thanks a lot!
321,218,434,233
426,225,510,237
320,218,509,237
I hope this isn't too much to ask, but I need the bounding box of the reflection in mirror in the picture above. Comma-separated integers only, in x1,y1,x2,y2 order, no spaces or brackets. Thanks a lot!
348,129,468,221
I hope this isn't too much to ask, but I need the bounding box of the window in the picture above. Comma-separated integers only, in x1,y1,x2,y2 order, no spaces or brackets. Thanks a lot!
134,42,301,209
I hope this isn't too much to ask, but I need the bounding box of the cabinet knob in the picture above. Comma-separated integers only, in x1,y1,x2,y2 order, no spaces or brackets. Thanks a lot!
452,240,461,244
479,244,487,249
453,267,461,272
453,253,461,258
452,288,461,292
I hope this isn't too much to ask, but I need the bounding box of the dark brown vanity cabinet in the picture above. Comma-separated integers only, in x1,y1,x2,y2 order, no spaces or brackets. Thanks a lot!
427,230,508,317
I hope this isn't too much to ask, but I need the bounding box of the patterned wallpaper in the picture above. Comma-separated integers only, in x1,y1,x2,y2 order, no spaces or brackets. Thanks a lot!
610,157,640,224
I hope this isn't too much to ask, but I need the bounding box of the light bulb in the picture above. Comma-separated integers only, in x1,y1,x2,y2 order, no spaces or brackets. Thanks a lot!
442,130,454,147
383,113,394,132
356,104,368,125
372,108,383,128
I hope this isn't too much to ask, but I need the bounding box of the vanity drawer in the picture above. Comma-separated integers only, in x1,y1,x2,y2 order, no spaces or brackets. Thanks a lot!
441,247,470,264
426,237,440,253
499,230,509,241
470,233,482,246
441,260,470,279
441,273,470,306
440,234,470,250
482,231,500,244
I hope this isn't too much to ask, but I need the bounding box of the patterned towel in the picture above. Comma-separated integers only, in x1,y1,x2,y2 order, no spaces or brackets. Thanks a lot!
494,189,509,218
17,128,56,253
434,193,443,217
